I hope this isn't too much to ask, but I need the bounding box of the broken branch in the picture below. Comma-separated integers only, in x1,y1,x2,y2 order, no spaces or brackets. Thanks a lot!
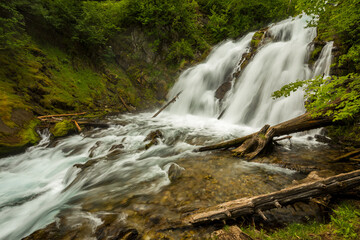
332,149,360,162
37,112,87,119
152,91,182,118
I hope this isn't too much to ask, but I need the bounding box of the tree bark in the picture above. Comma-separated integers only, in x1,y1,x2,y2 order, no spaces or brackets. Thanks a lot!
152,91,182,118
182,169,360,226
332,149,360,162
119,95,132,112
198,112,333,158
72,120,82,132
37,112,87,119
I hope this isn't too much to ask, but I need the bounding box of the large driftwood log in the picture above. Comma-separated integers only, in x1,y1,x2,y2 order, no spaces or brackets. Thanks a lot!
182,169,360,226
198,113,333,158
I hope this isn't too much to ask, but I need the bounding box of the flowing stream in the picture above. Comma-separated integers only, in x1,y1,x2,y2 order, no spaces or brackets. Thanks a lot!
0,16,337,240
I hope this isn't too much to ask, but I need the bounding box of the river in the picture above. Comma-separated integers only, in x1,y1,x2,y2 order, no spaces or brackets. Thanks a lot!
0,16,341,240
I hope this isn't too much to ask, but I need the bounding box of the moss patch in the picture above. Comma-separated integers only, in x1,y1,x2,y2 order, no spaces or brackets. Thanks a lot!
50,120,76,138
0,118,40,157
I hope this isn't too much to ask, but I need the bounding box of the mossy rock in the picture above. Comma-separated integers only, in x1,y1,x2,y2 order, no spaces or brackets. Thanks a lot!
50,120,76,138
0,118,40,157
250,30,265,49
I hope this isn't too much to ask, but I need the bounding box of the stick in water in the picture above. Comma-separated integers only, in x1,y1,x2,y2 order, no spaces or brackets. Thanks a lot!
152,91,182,118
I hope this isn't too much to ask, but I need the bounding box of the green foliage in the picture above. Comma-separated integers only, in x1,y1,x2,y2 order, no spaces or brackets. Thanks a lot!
331,203,360,239
0,2,28,50
242,201,360,240
199,0,292,43
1,0,296,65
273,74,360,121
296,0,360,74
167,39,194,63
339,43,360,73
74,1,128,46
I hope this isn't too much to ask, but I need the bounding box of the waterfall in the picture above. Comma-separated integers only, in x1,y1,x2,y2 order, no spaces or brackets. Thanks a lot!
0,16,336,240
168,16,333,127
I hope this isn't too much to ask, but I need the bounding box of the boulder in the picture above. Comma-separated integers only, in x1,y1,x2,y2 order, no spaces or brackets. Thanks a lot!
167,163,185,182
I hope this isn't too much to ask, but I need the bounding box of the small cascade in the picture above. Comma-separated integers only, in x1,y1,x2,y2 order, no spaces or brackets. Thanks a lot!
168,33,254,116
313,41,334,78
168,15,334,127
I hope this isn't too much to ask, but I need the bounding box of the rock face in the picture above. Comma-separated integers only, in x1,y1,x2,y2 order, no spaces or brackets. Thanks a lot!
0,109,39,157
215,28,268,104
215,81,232,100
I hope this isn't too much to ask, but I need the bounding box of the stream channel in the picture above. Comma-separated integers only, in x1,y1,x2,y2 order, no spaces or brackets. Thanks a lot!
0,16,357,240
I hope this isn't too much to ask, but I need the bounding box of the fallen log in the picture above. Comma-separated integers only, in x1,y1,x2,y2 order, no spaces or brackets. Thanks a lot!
152,91,182,118
332,149,360,162
350,158,360,162
37,112,87,119
72,120,82,132
39,119,110,129
182,169,360,226
198,112,333,158
119,95,132,112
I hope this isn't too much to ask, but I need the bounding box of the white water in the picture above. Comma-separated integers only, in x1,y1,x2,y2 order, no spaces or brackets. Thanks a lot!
0,16,334,240
0,114,292,239
168,16,333,127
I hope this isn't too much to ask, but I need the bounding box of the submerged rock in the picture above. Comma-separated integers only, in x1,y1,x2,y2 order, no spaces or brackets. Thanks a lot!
167,163,185,182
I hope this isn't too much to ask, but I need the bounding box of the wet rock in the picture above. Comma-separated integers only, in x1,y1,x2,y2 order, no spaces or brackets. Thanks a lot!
106,149,123,160
95,213,141,240
73,159,98,171
211,225,253,240
89,141,102,157
144,130,163,141
144,130,164,149
109,144,124,152
292,170,335,185
215,81,232,100
105,144,125,160
315,134,332,144
167,163,185,182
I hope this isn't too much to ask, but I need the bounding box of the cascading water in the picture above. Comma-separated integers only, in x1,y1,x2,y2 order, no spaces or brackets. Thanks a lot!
0,16,337,240
168,16,333,127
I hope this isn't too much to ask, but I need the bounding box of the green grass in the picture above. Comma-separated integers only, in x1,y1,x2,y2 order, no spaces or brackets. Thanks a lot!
242,201,360,240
